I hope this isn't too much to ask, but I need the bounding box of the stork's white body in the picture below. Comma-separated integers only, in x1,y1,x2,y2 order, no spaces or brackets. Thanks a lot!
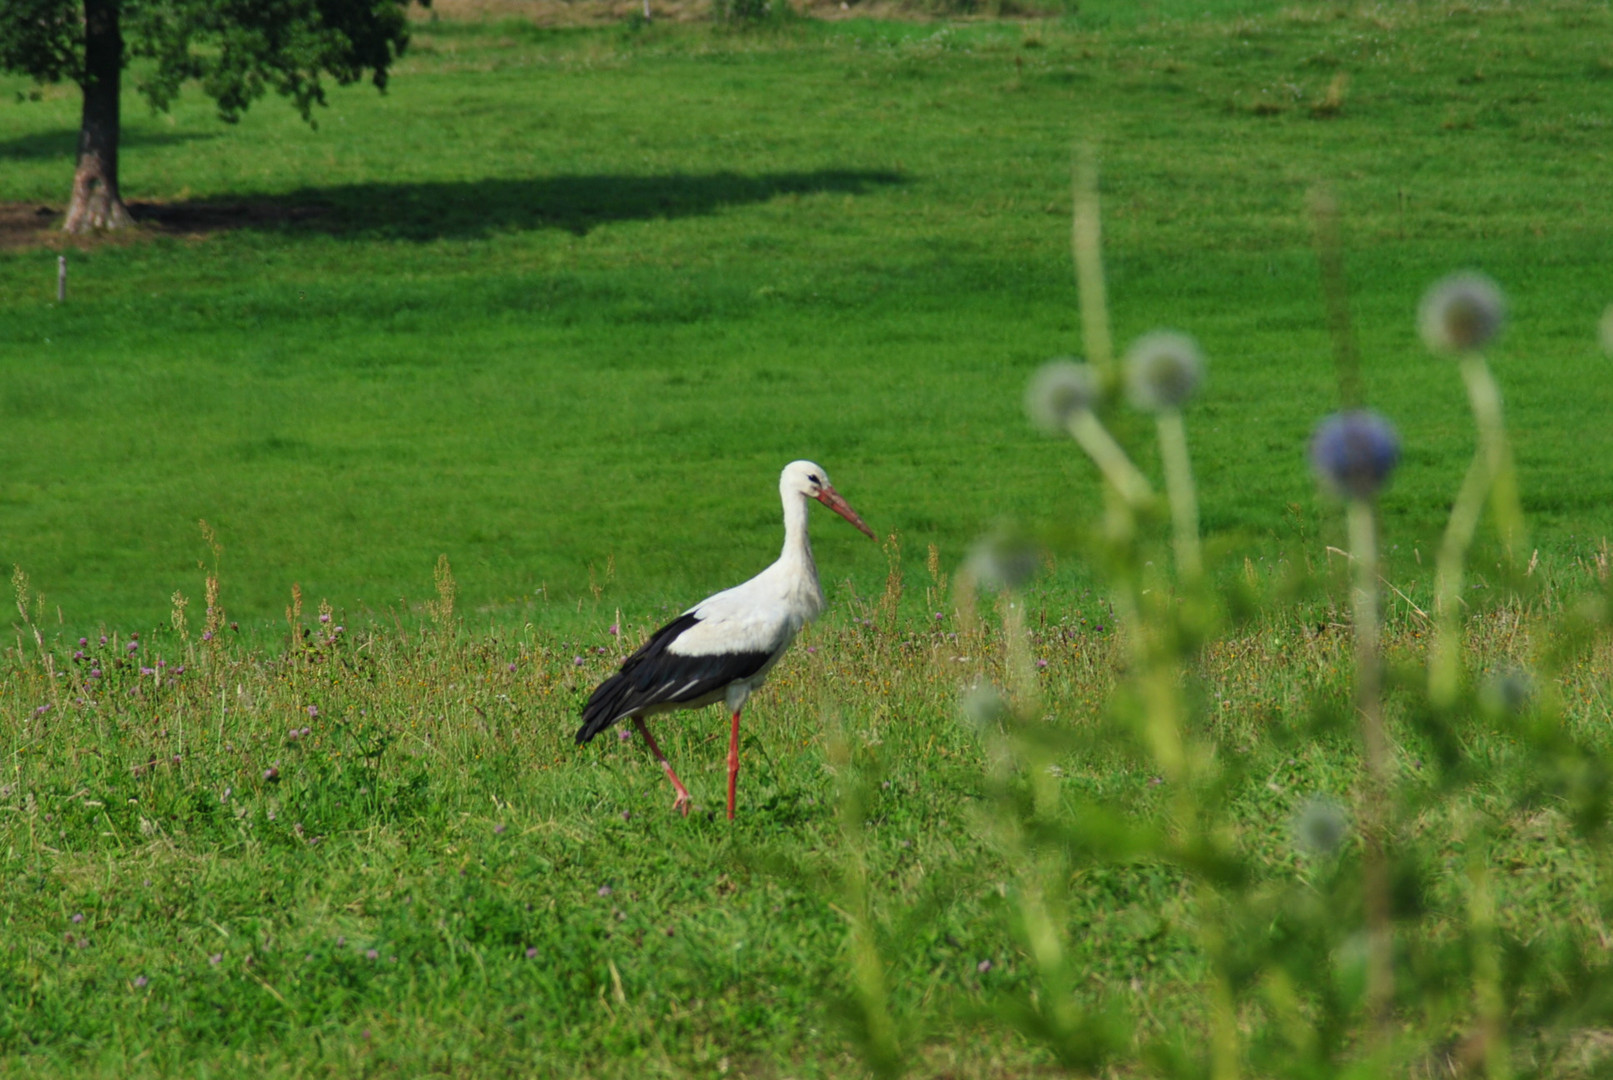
576,461,873,818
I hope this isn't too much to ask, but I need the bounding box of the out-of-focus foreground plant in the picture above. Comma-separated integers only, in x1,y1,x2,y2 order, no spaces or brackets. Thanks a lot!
835,173,1613,1077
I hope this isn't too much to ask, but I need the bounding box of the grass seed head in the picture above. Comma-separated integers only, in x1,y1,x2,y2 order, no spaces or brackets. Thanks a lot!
1601,303,1613,356
1309,410,1401,499
1418,271,1506,354
1124,330,1205,412
1025,359,1099,433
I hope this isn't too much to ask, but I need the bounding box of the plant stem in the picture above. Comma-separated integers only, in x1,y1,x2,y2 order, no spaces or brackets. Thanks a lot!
1459,353,1526,562
1072,152,1113,380
1067,412,1154,511
1430,451,1489,707
1348,497,1394,1048
1157,410,1203,582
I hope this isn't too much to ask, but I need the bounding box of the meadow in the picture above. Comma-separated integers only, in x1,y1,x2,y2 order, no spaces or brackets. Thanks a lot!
4,1,1613,1076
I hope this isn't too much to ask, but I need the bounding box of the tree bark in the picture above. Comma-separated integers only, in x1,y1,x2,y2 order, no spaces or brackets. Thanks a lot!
63,0,134,233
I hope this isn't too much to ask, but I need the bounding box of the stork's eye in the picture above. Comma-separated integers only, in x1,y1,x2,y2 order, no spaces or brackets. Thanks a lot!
808,473,822,485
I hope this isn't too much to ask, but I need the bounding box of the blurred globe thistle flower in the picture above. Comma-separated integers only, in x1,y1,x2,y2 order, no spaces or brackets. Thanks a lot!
1024,359,1099,434
965,531,1040,592
1480,665,1534,716
960,682,1010,730
1310,410,1401,499
1124,331,1205,413
1293,794,1350,857
1418,272,1506,355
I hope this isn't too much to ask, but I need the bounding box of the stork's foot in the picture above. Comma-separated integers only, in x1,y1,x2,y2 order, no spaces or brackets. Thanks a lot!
672,791,691,817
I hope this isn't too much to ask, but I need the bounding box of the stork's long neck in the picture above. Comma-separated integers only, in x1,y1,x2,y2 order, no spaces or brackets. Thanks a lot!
777,485,826,621
780,489,815,572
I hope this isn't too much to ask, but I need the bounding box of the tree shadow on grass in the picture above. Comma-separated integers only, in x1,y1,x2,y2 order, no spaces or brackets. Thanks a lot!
129,169,905,241
0,129,221,162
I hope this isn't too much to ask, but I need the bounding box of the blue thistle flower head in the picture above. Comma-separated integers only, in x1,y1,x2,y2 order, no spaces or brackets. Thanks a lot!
1310,410,1401,499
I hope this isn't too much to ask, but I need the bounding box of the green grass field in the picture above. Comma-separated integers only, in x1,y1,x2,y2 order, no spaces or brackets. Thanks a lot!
3,1,1612,634
5,2,1613,1077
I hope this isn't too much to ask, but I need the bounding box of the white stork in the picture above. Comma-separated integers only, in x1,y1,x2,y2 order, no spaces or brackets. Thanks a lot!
576,460,875,819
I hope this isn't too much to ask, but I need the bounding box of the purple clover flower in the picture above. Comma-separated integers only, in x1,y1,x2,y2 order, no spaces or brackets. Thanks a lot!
306,705,318,718
134,975,148,988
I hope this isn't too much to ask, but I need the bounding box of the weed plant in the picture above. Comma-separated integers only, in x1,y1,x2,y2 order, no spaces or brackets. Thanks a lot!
825,178,1613,1077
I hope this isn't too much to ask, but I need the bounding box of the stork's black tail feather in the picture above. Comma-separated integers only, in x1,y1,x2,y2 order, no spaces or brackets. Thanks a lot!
576,673,634,744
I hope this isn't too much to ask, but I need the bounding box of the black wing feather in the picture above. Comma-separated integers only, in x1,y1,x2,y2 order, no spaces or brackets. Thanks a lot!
575,613,774,744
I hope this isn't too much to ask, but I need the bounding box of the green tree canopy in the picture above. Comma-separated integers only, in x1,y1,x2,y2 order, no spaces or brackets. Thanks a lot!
0,0,425,232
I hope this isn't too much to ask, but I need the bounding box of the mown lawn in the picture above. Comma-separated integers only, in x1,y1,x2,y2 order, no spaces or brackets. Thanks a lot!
2,2,1611,634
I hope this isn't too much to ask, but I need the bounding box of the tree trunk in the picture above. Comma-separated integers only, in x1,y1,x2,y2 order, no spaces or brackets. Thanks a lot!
63,0,134,233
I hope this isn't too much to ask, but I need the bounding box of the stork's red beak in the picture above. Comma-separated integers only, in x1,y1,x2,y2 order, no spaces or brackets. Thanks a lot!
816,484,876,539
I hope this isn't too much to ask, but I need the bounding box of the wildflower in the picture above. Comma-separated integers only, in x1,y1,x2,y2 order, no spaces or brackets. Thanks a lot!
319,613,330,623
89,669,101,679
34,704,50,716
977,959,992,974
263,767,279,782
1036,658,1048,669
1309,410,1401,499
1293,795,1349,856
1024,359,1099,433
202,632,212,641
366,949,379,960
1125,330,1205,412
572,656,585,667
78,637,87,647
289,728,301,740
306,705,318,718
71,913,84,924
73,650,84,660
337,936,346,946
508,663,517,673
1418,272,1505,354
300,727,310,737
134,975,148,988
806,646,817,654
621,810,632,822
597,885,613,898
139,667,154,676
127,641,138,653
616,728,631,742
525,946,538,959
494,823,506,834
209,953,222,965
609,622,620,636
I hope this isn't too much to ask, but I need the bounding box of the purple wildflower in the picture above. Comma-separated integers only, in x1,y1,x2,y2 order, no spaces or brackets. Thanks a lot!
366,949,379,961
572,656,584,667
71,913,84,924
127,641,138,653
526,946,538,959
597,885,613,898
209,953,222,965
494,823,506,835
134,975,148,988
977,959,992,974
1310,410,1401,500
616,728,632,742
306,705,318,718
319,613,331,623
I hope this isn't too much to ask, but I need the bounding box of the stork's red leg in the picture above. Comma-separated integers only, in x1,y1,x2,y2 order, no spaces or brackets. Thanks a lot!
632,718,691,817
727,708,742,821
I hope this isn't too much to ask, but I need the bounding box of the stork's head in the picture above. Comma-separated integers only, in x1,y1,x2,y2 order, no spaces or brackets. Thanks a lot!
781,460,876,539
